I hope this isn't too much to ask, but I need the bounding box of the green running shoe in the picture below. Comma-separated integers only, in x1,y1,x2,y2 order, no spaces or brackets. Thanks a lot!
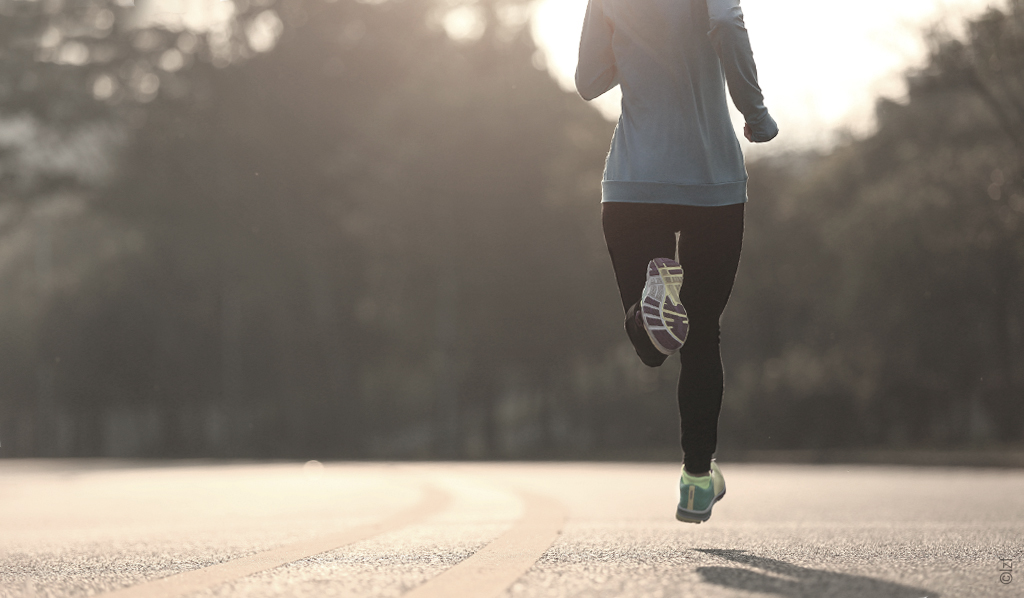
675,460,726,524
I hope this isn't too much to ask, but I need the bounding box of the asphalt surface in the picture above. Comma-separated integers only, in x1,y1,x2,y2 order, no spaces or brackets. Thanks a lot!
1,460,1022,598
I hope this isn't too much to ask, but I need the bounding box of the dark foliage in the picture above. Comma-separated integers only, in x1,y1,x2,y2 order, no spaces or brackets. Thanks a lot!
1,0,1021,459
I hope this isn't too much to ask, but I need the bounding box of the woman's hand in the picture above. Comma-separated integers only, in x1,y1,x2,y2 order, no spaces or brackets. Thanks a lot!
744,120,779,143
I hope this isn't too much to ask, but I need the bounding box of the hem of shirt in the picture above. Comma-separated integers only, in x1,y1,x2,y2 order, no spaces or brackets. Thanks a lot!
601,180,748,206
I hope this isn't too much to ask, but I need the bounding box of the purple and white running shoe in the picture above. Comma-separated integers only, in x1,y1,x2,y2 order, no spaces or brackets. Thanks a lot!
640,258,689,355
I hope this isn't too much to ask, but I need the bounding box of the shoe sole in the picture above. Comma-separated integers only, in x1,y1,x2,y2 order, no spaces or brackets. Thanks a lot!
641,258,688,355
675,489,726,524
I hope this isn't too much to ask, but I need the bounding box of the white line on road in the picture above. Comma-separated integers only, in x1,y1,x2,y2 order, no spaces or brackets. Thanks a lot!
402,491,566,598
98,485,451,598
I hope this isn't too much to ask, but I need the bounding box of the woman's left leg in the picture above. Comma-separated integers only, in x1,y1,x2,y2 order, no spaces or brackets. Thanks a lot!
601,202,679,367
672,203,745,474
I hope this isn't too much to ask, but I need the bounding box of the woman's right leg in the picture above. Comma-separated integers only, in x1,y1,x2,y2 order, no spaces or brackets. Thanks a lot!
601,201,678,367
673,203,744,474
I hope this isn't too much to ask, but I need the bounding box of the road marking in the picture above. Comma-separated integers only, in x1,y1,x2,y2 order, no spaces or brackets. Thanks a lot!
403,491,566,598
99,485,450,598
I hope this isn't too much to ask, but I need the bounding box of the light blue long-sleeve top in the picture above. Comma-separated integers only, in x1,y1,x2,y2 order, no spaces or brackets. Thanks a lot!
576,0,778,206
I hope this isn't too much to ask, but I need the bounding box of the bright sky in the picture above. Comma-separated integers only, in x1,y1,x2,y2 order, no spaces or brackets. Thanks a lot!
532,0,1003,152
137,0,1002,151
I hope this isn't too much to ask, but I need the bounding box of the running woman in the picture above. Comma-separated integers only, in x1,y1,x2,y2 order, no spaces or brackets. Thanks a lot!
576,0,778,523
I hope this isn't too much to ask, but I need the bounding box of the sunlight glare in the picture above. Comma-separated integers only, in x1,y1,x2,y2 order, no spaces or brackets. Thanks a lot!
443,5,487,42
533,0,1004,150
246,9,284,53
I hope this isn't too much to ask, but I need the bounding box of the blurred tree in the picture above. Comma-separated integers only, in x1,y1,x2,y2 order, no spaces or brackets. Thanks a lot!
720,1,1024,451
0,0,155,455
909,0,1024,441
5,0,1020,460
2,0,646,458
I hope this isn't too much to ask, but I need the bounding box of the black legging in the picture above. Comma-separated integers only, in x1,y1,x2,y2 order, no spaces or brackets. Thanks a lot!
602,201,744,474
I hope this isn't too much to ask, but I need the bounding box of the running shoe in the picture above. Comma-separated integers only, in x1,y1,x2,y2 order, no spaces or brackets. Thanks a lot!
625,301,669,367
640,258,689,355
676,460,726,524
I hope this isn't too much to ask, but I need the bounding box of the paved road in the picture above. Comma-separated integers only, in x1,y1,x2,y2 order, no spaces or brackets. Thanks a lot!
1,461,1021,598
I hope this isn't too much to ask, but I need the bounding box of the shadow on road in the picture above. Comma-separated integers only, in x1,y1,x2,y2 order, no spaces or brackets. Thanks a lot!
694,548,938,598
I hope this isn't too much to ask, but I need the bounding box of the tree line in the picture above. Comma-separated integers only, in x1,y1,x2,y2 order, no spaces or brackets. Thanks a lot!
0,0,1019,458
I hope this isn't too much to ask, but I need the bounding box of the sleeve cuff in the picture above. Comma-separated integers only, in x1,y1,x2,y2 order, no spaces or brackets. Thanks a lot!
747,112,779,143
